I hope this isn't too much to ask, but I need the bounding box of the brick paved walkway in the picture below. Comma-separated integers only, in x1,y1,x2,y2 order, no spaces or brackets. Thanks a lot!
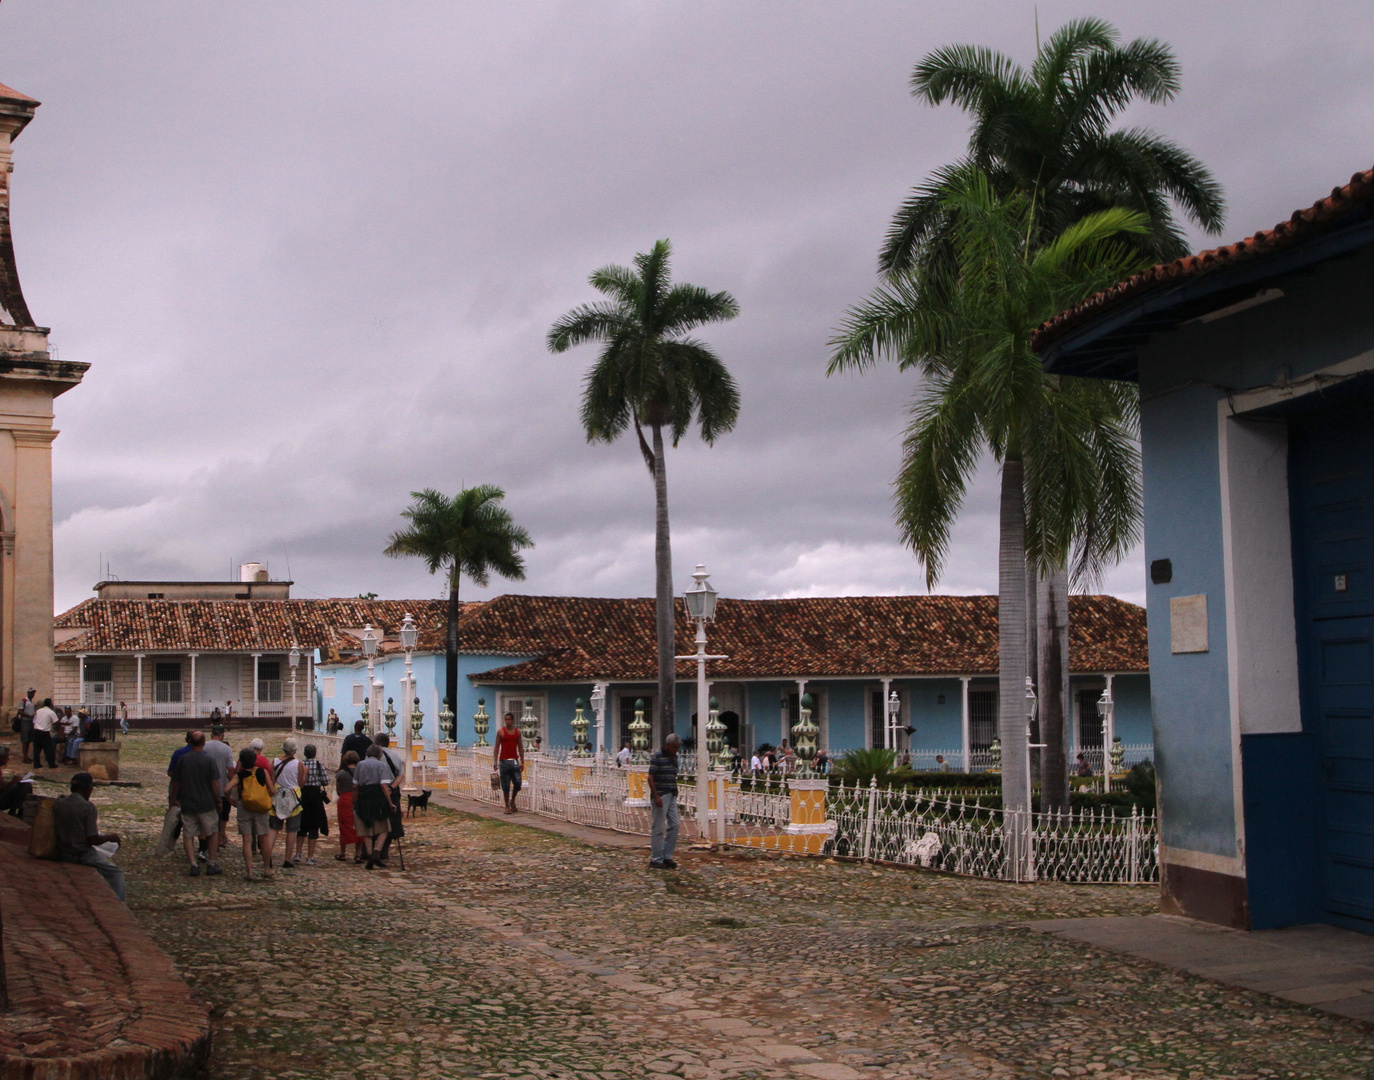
0,815,210,1078
43,732,1374,1080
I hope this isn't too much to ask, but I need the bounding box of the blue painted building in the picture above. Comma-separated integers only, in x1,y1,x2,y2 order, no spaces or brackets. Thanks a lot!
1038,166,1374,934
315,592,1150,770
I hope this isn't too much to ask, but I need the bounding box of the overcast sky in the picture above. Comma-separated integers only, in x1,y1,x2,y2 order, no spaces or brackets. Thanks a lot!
3,2,1371,613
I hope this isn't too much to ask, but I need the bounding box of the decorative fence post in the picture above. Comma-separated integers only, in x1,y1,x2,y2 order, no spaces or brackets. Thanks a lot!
472,698,490,748
624,698,651,808
860,777,878,862
1128,806,1140,885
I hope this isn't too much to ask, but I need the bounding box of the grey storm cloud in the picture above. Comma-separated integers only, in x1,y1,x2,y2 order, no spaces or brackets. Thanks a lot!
2,1,1370,612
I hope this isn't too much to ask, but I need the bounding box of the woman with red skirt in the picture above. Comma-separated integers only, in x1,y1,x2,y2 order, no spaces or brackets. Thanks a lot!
335,751,361,862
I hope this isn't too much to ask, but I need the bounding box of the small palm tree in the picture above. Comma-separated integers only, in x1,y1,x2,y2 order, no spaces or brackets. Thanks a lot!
384,486,533,715
830,172,1147,820
882,17,1223,277
549,239,740,743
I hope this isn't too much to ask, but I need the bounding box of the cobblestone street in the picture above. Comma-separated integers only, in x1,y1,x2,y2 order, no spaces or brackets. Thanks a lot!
67,733,1374,1080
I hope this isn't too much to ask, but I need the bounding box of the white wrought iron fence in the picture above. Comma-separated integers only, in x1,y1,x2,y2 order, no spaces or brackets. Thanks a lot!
433,748,1156,884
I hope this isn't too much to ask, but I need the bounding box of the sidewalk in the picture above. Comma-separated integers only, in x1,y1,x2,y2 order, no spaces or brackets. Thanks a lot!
1030,914,1374,1023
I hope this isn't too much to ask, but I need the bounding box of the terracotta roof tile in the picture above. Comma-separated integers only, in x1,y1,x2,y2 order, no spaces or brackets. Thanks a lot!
55,593,1146,679
53,598,474,656
462,593,1145,682
1034,166,1374,352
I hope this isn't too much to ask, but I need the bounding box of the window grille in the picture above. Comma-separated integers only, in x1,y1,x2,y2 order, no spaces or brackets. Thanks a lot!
969,689,998,750
154,661,183,703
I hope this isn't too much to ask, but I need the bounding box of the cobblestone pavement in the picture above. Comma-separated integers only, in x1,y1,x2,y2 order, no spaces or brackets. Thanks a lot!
60,732,1374,1080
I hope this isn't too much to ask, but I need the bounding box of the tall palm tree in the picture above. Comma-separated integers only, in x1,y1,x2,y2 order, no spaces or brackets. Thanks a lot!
882,16,1224,277
549,239,740,743
829,173,1146,825
384,485,533,716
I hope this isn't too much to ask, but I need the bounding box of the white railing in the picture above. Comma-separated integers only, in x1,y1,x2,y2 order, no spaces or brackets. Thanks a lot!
433,747,1156,884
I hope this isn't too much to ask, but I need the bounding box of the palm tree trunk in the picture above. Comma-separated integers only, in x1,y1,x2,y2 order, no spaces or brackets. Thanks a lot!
1036,567,1071,811
446,574,461,719
998,459,1030,877
651,424,676,746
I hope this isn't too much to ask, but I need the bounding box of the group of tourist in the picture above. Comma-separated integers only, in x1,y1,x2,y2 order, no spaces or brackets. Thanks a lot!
161,721,407,881
11,687,111,770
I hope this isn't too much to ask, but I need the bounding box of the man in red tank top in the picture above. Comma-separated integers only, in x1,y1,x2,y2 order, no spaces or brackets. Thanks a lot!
493,713,524,813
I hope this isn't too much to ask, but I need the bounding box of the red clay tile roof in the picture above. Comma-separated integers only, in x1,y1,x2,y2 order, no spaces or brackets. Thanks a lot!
462,593,1146,682
0,82,39,105
1033,166,1374,352
53,598,481,657
55,593,1146,678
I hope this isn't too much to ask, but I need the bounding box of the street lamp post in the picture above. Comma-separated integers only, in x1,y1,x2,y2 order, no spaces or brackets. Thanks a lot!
1020,675,1044,881
288,643,300,731
886,689,901,754
589,682,607,763
399,613,418,790
678,565,728,835
361,624,379,734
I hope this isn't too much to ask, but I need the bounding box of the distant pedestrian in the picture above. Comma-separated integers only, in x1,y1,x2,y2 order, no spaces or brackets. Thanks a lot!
494,712,524,813
326,708,341,734
226,746,277,880
18,688,36,763
615,741,631,768
156,731,198,857
52,771,125,900
118,701,129,735
647,734,681,870
291,743,330,866
170,731,224,877
341,720,372,761
814,748,830,775
61,706,81,763
352,745,394,869
936,754,949,772
1075,753,1092,777
335,750,361,862
750,749,762,775
30,698,58,769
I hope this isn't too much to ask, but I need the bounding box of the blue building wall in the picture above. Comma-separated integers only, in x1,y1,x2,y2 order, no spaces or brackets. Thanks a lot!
316,659,1151,763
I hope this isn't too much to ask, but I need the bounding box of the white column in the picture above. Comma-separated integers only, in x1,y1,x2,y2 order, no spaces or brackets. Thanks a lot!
960,676,971,771
307,653,315,727
880,677,892,750
77,654,86,706
251,653,261,718
791,679,806,749
593,680,609,761
135,654,144,718
189,653,198,717
1103,673,1116,754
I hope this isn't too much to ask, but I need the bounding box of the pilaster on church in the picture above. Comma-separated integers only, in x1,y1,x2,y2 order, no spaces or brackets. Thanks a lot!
0,79,88,709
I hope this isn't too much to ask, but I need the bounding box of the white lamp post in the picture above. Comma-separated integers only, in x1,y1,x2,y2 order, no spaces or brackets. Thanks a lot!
678,565,727,835
399,612,418,790
1025,675,1045,800
590,682,608,763
361,623,379,734
886,689,901,753
1099,680,1119,779
288,643,300,731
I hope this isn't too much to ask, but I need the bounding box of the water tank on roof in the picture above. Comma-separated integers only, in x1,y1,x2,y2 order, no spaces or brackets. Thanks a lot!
240,562,264,582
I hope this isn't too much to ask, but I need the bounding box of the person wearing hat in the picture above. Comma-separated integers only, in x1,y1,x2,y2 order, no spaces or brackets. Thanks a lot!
51,772,124,900
249,738,270,771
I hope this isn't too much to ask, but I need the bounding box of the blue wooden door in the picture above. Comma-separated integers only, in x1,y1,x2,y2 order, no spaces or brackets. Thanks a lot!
1291,404,1374,930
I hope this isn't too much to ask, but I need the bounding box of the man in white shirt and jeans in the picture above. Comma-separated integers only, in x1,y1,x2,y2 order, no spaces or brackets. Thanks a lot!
31,697,59,770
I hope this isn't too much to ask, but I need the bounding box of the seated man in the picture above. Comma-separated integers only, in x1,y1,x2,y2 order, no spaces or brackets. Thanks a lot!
0,744,33,815
51,771,125,901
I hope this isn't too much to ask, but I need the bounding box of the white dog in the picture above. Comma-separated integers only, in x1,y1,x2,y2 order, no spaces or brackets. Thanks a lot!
901,831,942,867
